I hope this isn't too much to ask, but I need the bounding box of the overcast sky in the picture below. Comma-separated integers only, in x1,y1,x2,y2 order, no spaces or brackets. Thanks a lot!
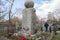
1,0,60,19
12,0,60,19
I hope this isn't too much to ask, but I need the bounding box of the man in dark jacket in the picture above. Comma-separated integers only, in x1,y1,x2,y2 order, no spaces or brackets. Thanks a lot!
44,22,49,32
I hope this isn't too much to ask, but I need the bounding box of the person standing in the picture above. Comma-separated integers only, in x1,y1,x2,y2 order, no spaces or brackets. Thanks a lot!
52,24,57,35
44,22,49,32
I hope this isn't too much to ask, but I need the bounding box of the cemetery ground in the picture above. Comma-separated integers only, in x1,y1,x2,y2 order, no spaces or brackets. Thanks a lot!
52,31,60,40
52,34,60,40
0,27,60,40
0,31,60,40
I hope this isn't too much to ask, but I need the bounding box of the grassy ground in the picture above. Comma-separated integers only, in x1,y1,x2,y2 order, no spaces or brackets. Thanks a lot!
52,34,60,40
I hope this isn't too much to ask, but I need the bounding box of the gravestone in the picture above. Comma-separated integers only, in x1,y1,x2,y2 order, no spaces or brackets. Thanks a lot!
22,0,38,35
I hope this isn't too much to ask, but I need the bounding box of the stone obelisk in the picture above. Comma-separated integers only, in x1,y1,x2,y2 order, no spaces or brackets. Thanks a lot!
22,0,38,35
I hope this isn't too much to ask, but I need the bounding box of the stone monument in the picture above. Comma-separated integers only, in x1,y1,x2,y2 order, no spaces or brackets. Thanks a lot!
22,0,38,35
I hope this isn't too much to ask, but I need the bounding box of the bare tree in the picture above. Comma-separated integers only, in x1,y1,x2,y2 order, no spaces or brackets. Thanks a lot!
0,0,15,22
0,0,15,33
53,9,60,21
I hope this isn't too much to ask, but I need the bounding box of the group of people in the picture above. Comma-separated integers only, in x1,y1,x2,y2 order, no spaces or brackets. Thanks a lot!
41,22,57,35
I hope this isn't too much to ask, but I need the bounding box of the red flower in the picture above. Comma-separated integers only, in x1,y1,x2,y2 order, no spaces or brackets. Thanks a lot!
28,34,31,37
20,37,26,40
